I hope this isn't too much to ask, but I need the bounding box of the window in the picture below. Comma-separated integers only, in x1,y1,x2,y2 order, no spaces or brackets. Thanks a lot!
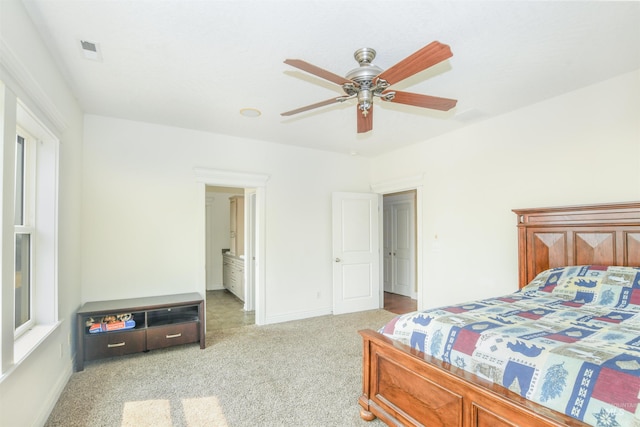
1,81,60,371
14,132,36,336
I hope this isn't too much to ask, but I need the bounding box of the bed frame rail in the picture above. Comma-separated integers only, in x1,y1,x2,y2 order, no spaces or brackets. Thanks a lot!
359,329,587,427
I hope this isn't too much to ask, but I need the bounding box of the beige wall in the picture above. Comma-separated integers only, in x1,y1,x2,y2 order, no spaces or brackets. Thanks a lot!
80,115,372,322
371,70,640,310
0,0,84,425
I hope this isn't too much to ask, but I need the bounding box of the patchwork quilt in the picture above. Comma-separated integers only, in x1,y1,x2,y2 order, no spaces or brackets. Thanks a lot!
380,265,640,427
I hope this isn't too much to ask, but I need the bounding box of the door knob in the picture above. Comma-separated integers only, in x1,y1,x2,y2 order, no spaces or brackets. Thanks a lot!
335,258,341,262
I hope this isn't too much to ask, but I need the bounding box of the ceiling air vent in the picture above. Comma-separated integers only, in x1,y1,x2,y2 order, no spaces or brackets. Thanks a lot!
79,39,102,61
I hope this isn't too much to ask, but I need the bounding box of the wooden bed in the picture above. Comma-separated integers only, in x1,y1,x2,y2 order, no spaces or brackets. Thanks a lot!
359,201,640,427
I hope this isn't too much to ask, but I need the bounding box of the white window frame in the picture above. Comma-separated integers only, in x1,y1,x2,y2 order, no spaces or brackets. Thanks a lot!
1,83,60,374
13,128,37,338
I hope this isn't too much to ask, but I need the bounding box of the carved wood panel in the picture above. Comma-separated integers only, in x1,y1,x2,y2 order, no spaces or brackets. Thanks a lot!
529,232,567,280
514,202,640,287
627,232,640,266
472,404,518,427
375,354,463,426
526,230,624,284
574,232,616,265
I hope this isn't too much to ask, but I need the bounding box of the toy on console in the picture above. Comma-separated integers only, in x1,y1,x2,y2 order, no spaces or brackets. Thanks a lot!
87,313,135,333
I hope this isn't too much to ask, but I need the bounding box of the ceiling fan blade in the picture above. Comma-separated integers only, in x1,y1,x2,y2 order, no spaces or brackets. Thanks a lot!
382,90,457,111
281,97,343,116
375,41,453,86
357,105,373,133
284,59,353,86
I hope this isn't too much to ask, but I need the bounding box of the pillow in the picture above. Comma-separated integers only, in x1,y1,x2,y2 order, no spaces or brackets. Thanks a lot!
522,265,640,307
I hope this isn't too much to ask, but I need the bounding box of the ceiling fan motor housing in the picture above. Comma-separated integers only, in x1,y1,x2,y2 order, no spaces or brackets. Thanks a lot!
345,48,383,84
345,48,390,114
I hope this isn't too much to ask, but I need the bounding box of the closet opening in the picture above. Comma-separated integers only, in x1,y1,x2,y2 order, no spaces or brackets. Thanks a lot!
383,190,418,315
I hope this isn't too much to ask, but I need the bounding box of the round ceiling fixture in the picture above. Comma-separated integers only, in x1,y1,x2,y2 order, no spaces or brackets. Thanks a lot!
240,108,261,117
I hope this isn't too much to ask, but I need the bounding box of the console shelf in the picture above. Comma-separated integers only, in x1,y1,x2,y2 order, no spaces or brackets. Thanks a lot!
76,292,205,371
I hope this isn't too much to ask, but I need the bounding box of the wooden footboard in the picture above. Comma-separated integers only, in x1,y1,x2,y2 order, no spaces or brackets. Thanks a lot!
359,329,588,427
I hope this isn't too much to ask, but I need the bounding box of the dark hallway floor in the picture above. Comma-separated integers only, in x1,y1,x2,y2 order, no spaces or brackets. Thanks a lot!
384,291,417,314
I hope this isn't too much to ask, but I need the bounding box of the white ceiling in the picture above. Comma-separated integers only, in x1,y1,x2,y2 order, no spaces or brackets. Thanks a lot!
21,0,640,157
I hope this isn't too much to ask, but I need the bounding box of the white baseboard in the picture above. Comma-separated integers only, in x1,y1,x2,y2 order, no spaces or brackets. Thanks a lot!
34,357,73,427
264,307,332,325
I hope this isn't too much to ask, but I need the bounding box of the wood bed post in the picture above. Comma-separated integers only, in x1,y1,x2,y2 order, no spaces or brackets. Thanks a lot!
358,330,376,421
515,212,527,288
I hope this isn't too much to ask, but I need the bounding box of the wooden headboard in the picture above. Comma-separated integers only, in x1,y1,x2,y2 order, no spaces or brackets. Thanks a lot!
513,202,640,288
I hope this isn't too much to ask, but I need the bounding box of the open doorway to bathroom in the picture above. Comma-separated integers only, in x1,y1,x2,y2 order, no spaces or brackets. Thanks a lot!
205,185,256,330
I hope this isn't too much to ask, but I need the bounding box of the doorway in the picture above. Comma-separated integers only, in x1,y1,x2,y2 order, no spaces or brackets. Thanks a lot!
382,190,418,314
195,168,269,326
205,186,256,329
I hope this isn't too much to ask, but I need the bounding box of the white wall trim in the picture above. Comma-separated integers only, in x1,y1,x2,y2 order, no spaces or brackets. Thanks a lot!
371,174,424,194
33,358,73,427
265,307,332,325
0,37,68,135
194,168,270,187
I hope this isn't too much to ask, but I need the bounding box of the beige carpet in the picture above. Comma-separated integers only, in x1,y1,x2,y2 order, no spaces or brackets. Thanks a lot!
45,309,396,427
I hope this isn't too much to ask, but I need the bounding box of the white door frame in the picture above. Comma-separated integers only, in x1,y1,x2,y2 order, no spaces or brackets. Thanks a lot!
371,175,423,310
384,193,416,299
194,168,269,325
244,190,257,311
204,193,217,291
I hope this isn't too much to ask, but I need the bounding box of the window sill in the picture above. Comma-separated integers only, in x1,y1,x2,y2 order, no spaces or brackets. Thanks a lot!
0,321,62,384
14,321,62,365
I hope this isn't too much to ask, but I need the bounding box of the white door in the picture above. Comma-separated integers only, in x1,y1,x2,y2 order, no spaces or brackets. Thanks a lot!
383,193,416,299
383,204,393,293
332,192,380,314
391,200,415,298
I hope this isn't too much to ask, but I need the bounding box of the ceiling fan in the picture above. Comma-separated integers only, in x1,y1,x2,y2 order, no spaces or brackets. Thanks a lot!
281,41,457,133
